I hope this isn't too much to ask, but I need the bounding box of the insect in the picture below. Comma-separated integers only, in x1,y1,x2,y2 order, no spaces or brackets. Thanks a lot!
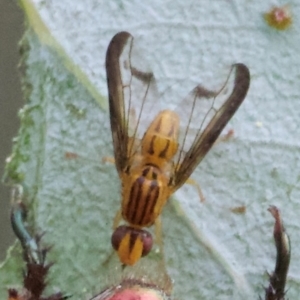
106,31,250,266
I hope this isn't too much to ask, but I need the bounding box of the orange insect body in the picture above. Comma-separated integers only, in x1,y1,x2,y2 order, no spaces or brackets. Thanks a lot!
141,110,179,163
122,110,179,228
106,31,250,266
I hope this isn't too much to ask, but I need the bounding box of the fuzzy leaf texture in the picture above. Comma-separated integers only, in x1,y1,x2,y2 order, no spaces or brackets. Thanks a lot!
1,1,300,300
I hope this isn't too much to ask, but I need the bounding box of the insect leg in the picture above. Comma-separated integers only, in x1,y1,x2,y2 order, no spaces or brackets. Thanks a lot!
181,128,234,203
102,156,115,164
154,217,165,257
264,206,290,299
185,178,205,202
113,209,122,229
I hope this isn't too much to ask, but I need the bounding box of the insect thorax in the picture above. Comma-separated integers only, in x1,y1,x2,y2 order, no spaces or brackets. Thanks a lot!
122,164,169,228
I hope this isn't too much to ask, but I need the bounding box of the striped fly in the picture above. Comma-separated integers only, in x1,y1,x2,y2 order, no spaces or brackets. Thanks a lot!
105,31,250,265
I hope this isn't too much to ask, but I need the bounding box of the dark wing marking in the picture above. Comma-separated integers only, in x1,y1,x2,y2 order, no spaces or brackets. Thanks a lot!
106,31,160,175
171,63,250,190
106,31,132,174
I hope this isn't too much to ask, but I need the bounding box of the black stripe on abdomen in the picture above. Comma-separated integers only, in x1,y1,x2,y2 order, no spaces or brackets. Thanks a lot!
126,175,160,226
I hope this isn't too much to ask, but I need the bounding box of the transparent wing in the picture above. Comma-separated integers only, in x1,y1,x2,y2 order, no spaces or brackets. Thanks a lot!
171,63,250,190
105,31,160,174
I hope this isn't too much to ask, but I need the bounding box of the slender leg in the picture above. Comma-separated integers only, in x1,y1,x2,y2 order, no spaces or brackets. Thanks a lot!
113,209,122,229
102,156,115,164
185,178,205,202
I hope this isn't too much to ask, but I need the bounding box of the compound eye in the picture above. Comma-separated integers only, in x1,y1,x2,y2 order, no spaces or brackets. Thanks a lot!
111,226,153,265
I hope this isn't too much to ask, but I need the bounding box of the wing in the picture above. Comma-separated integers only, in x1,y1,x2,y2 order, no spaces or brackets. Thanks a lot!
171,63,250,190
105,31,160,175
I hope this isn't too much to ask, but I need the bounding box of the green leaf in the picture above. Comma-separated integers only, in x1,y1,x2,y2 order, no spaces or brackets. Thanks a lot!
1,1,300,299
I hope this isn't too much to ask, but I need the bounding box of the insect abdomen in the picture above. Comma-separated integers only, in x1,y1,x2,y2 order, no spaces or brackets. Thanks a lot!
142,110,179,162
122,166,166,227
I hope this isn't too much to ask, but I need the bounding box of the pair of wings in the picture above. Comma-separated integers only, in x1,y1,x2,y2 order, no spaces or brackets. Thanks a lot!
105,31,250,191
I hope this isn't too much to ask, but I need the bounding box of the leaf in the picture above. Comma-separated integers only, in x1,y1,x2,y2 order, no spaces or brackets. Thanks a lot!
1,1,300,299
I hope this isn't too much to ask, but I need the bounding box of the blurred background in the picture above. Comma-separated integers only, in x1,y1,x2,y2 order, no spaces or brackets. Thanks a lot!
0,0,24,259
